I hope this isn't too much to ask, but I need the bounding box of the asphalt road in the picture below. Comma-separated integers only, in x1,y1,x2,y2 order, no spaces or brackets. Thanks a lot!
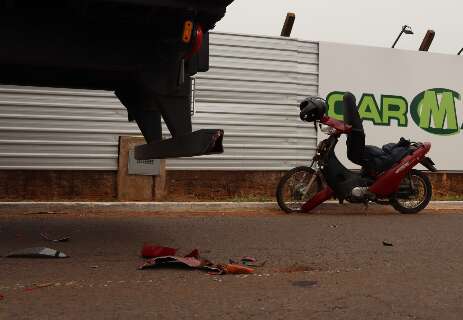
1,209,463,320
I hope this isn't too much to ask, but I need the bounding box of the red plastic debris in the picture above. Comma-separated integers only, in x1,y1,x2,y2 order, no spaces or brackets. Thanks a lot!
139,249,219,272
241,256,257,264
139,256,204,270
185,249,200,259
141,244,177,259
218,264,254,275
0,293,4,300
138,247,258,275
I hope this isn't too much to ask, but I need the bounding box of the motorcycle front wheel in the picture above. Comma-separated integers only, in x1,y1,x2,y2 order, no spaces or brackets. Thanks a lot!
390,169,432,214
276,166,322,213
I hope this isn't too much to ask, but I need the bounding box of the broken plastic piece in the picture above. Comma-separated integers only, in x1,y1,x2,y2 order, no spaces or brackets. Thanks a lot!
382,241,393,247
241,257,257,265
6,247,69,258
139,249,213,270
240,256,266,268
141,244,177,259
0,293,3,300
217,264,254,275
40,232,71,243
241,256,257,264
185,249,200,259
139,255,211,270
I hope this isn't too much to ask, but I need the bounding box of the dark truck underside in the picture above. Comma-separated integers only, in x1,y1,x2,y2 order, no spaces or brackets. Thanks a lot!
0,0,234,159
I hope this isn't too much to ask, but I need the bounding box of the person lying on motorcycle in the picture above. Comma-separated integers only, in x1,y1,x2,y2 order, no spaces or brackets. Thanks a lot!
342,92,411,174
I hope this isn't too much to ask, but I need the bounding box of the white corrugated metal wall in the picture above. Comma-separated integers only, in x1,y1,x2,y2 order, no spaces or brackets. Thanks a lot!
0,32,318,171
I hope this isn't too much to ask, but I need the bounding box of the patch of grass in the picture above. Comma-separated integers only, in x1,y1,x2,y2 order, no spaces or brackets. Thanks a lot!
229,195,274,202
433,194,463,201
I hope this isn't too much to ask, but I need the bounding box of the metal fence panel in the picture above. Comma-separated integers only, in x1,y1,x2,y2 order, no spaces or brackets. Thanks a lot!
0,32,318,170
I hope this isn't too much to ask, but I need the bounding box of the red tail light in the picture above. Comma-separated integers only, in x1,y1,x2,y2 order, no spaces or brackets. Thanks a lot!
184,24,203,60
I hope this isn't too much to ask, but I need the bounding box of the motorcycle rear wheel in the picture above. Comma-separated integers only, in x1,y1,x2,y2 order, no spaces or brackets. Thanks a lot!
390,169,432,214
276,166,322,213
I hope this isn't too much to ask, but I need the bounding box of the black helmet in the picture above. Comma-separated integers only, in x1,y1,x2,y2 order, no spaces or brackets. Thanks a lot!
299,97,327,122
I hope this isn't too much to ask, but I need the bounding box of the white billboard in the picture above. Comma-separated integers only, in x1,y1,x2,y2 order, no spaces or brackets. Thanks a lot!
319,42,463,171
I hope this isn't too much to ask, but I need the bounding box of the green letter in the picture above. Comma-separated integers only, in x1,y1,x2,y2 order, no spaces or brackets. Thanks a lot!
382,95,408,127
358,94,382,125
410,88,460,135
326,91,345,121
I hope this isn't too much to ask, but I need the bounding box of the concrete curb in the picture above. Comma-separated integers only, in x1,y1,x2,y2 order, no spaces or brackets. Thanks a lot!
0,201,462,215
0,201,280,214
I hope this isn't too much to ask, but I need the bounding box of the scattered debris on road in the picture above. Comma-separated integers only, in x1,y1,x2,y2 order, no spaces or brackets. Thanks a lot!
139,248,257,275
382,241,394,247
139,249,218,272
230,256,266,268
215,264,254,275
240,256,256,264
40,232,71,243
185,249,200,259
24,283,54,292
240,256,266,267
141,244,177,258
6,247,69,258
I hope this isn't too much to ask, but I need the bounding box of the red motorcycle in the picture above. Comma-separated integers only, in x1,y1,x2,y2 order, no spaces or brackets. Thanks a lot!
276,93,437,214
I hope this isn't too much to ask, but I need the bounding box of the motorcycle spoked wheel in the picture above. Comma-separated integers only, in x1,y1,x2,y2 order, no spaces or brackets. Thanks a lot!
390,169,432,214
276,166,322,213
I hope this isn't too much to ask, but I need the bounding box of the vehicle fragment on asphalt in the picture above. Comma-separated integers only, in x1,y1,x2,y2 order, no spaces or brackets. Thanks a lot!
214,264,254,275
139,248,256,275
382,241,394,247
141,244,177,258
6,247,69,258
241,256,266,267
230,256,266,268
139,249,218,272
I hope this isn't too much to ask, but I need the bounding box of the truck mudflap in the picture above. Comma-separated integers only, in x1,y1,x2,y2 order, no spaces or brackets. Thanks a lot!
134,129,224,160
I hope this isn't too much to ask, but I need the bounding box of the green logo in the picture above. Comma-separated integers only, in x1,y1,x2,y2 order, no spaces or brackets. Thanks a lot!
326,88,461,136
410,88,460,135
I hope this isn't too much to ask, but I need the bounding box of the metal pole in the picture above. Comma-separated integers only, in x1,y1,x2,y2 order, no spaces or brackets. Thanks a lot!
458,48,463,55
392,29,405,48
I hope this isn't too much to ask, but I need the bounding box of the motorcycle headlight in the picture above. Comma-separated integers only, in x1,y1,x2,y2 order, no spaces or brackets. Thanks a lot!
319,124,336,135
